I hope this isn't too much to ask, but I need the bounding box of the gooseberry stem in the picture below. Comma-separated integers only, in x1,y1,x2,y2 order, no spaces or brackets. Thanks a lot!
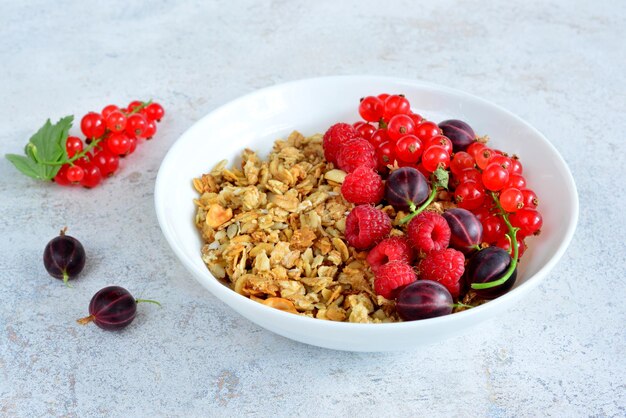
399,186,438,225
62,271,73,288
471,192,519,290
135,299,162,307
77,315,94,325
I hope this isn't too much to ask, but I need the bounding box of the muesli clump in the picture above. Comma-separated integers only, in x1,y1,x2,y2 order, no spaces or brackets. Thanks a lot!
193,131,399,322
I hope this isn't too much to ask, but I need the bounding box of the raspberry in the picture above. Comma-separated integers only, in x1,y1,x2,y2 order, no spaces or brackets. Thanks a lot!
336,138,377,173
418,248,465,298
374,261,417,300
341,166,384,205
344,205,392,250
323,123,360,164
407,211,451,253
367,236,414,273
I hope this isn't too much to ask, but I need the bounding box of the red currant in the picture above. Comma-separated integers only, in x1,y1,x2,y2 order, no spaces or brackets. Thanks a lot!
482,215,506,243
382,95,411,120
145,102,165,122
107,133,131,155
510,209,543,236
475,148,495,170
414,121,441,142
143,119,157,139
128,100,144,113
65,136,84,158
128,136,138,154
120,136,138,157
408,113,423,126
92,149,120,177
377,141,396,171
54,164,72,186
77,161,102,188
359,96,384,122
394,135,423,163
457,167,482,184
105,111,127,133
377,93,390,101
482,162,510,191
424,135,453,155
101,105,119,119
387,114,416,141
454,181,486,210
368,129,389,148
466,142,486,160
499,187,524,212
510,157,523,174
521,188,539,209
488,154,513,173
81,112,106,139
506,173,527,189
421,145,450,172
450,151,475,176
472,204,493,222
66,165,85,183
126,114,148,138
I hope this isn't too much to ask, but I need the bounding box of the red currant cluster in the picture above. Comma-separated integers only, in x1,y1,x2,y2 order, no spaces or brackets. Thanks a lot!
450,142,543,257
54,100,165,188
355,94,451,175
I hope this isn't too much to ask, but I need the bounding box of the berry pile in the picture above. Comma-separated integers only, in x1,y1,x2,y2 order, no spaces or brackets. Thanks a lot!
6,100,165,189
322,93,545,321
354,94,454,175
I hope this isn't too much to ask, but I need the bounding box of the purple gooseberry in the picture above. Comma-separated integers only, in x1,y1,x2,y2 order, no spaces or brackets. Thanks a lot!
396,280,453,321
438,119,476,152
442,208,483,254
465,246,517,299
43,227,86,286
384,167,429,211
77,286,160,330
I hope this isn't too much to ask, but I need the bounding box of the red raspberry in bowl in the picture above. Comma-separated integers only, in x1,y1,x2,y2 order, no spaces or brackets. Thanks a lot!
418,248,465,298
367,236,414,273
341,166,384,205
374,261,417,300
323,123,360,165
408,211,451,253
336,138,377,173
344,205,391,250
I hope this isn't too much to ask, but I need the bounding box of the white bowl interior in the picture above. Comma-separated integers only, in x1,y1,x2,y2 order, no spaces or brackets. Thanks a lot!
155,76,578,351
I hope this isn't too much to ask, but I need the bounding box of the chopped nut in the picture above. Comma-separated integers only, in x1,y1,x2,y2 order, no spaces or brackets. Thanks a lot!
324,169,347,184
261,297,298,314
205,204,233,228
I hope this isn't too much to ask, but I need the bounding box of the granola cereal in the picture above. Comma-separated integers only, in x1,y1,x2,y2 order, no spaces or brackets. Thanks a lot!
193,131,401,322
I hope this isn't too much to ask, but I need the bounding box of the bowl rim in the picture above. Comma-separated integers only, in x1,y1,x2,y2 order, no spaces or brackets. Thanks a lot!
154,74,579,329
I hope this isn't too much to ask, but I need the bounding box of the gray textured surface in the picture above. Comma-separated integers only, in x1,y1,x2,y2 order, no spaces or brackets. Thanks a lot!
1,0,625,416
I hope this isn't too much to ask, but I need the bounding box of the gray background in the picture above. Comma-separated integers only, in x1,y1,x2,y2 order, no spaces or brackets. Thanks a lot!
1,0,625,416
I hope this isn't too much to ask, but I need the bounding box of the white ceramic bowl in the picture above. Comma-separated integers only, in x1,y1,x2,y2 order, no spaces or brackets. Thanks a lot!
155,76,578,352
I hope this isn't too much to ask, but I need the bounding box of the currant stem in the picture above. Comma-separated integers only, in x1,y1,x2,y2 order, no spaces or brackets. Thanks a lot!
39,137,102,166
135,299,162,307
398,186,438,225
471,192,519,290
126,100,152,116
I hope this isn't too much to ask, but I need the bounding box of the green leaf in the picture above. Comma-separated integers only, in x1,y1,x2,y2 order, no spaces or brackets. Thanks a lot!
432,167,449,190
5,154,44,180
27,116,73,180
